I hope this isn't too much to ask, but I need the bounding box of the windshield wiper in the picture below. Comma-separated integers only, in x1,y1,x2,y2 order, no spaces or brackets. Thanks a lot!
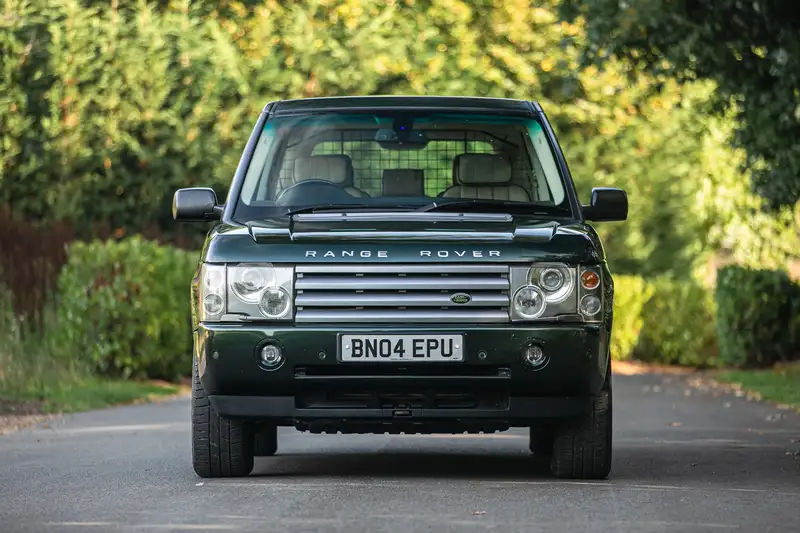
415,199,568,216
283,204,417,216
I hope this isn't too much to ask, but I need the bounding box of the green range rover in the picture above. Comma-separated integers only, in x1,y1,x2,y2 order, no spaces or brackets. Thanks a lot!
173,96,628,480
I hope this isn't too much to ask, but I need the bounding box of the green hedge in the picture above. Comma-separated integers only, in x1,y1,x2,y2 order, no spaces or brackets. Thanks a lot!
610,275,654,361
715,266,800,368
57,236,198,380
610,275,720,367
634,277,720,368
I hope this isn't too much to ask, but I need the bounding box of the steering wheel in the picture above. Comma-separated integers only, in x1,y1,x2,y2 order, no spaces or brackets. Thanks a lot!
274,180,358,206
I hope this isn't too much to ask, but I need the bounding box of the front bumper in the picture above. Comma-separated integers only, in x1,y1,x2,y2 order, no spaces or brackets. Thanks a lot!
195,323,609,427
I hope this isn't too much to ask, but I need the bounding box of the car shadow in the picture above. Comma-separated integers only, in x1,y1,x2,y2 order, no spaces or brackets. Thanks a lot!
251,451,555,480
249,442,799,487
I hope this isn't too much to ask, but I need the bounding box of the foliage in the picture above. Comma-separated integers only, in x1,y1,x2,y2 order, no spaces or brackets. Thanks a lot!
57,236,198,380
559,0,800,209
634,277,719,368
568,79,721,277
2,0,796,277
1,0,250,241
0,0,57,215
612,275,721,368
1,273,180,413
695,107,799,272
0,281,87,400
714,266,800,368
610,275,653,361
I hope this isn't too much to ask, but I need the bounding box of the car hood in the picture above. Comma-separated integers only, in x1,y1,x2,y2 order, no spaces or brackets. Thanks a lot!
202,212,605,264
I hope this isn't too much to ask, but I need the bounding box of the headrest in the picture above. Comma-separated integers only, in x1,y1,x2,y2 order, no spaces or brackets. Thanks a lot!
382,169,425,196
293,155,353,185
454,154,512,185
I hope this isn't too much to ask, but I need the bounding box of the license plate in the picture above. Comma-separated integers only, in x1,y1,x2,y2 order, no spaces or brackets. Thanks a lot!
340,334,464,362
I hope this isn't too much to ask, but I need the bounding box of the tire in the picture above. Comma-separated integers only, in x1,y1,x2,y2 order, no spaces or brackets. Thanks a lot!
549,386,613,480
253,426,278,457
191,359,255,478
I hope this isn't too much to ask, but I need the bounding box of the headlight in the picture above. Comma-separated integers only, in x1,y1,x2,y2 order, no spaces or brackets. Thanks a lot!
536,267,574,303
513,286,547,319
199,264,294,321
258,286,291,318
200,264,226,321
510,262,592,321
228,265,294,320
540,268,564,291
230,266,271,303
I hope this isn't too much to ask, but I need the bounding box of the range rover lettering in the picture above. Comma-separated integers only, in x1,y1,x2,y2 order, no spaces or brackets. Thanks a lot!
174,96,628,480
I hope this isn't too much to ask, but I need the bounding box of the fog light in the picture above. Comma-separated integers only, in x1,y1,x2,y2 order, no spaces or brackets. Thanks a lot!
523,345,545,367
259,344,284,368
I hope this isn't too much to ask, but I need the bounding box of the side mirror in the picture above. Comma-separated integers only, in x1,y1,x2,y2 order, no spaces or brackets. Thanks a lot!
172,188,223,221
582,187,628,222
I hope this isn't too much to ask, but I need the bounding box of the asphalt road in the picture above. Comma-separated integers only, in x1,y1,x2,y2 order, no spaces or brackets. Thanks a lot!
1,372,798,533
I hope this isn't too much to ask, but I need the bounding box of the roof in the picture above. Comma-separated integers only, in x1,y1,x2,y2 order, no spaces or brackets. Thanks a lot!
267,96,540,116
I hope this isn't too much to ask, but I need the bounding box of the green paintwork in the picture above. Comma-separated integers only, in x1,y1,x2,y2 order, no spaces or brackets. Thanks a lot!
195,323,608,398
184,96,621,422
201,219,606,265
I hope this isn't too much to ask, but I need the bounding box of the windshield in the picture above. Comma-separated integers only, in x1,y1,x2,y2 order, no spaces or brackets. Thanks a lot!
234,111,572,219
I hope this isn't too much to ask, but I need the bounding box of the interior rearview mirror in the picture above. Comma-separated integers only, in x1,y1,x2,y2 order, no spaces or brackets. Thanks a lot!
582,187,628,222
173,188,223,221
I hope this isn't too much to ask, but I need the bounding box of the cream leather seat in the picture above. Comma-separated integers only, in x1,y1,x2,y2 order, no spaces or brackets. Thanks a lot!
292,155,368,197
441,154,530,202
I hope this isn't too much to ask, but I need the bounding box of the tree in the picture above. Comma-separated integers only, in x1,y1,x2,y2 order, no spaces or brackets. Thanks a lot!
559,0,800,209
2,0,795,273
1,0,250,239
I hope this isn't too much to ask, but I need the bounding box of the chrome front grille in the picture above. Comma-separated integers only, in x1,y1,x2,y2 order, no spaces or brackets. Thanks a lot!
294,264,510,323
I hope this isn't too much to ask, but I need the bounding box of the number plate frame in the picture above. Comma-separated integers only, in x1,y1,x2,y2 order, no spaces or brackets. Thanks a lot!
337,333,466,363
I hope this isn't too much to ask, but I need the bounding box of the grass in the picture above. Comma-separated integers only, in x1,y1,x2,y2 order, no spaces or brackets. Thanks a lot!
715,362,800,410
0,297,185,417
0,378,183,415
